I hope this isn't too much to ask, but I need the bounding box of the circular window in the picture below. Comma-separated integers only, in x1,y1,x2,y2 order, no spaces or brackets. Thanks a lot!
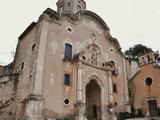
64,98,70,105
66,26,73,33
145,77,153,86
68,28,72,32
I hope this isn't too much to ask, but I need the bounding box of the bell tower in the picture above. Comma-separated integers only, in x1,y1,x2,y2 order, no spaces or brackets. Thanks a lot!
56,0,86,16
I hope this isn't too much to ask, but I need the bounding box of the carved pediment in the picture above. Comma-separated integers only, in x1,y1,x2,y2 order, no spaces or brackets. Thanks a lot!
78,44,101,66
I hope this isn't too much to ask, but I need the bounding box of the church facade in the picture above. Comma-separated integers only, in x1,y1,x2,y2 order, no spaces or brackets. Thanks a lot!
0,0,130,120
129,52,160,118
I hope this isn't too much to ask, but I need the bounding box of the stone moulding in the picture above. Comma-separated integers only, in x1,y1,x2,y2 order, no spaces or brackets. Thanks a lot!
27,94,44,101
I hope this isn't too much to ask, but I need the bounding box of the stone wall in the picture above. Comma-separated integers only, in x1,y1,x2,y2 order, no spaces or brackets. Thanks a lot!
0,74,19,119
11,23,37,119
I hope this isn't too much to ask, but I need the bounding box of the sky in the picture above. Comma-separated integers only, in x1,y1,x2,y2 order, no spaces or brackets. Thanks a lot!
0,0,160,65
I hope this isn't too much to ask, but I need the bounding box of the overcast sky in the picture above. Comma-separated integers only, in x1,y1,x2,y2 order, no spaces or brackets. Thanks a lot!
0,0,160,65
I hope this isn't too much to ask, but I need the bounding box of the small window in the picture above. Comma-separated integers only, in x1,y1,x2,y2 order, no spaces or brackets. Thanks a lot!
67,27,72,32
65,43,72,60
64,98,70,105
129,60,132,65
110,48,114,52
21,62,24,70
64,74,71,85
66,26,73,33
145,77,153,86
113,84,117,93
32,44,36,51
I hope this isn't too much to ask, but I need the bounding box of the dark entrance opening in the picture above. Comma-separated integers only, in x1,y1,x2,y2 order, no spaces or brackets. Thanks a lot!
86,80,101,120
148,99,158,117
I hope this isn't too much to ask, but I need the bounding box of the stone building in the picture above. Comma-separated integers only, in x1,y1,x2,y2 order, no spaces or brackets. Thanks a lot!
129,52,160,117
0,0,130,119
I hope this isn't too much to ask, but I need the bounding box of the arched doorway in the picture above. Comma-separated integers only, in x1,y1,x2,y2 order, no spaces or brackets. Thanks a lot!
86,80,101,120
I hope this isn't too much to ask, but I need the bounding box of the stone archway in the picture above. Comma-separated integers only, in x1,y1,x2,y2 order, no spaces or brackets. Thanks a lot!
86,80,101,120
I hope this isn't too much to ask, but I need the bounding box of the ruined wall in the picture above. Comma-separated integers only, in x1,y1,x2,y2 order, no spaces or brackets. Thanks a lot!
13,25,37,118
0,74,19,119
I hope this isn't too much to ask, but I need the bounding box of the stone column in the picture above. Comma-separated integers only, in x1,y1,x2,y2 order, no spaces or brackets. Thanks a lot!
26,95,43,120
76,62,87,120
105,63,115,120
26,16,49,120
76,61,83,102
108,70,113,104
78,103,86,120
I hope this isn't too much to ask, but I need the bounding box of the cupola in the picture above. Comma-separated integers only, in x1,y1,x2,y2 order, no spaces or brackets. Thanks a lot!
56,0,86,16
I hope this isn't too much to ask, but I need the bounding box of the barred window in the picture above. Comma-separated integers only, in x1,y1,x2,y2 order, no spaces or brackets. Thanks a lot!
64,74,71,85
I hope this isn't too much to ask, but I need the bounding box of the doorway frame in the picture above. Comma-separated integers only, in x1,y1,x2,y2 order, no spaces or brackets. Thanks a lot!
146,98,158,117
84,75,106,120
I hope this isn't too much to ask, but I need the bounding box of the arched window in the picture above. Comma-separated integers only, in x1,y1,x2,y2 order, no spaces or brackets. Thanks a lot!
65,43,72,60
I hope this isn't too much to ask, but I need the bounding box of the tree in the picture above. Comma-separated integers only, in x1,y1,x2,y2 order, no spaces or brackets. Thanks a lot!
125,44,152,59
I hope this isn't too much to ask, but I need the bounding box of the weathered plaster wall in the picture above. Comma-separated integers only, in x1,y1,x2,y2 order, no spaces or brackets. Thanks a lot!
41,15,128,118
